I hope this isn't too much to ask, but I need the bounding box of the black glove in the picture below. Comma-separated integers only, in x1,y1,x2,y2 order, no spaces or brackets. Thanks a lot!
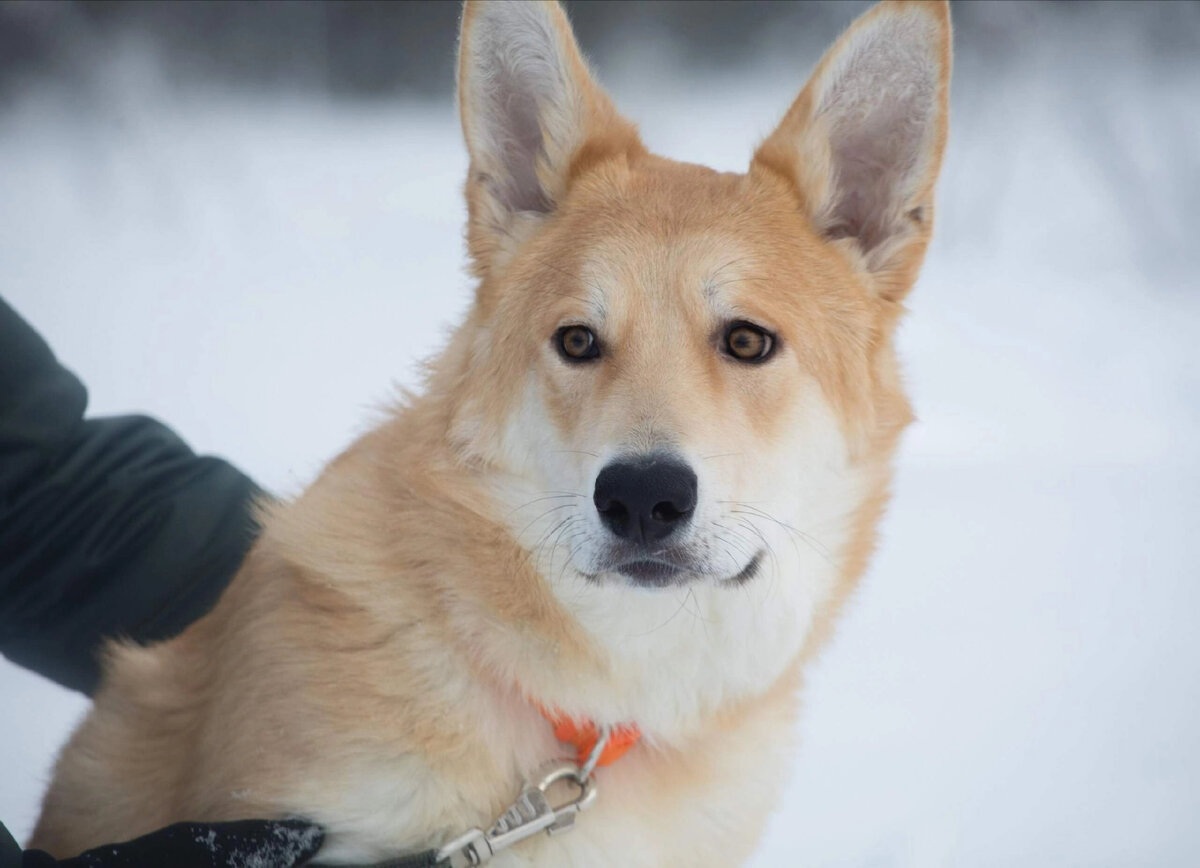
19,819,323,868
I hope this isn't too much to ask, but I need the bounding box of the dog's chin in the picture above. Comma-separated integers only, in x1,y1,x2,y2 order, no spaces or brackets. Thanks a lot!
583,549,764,590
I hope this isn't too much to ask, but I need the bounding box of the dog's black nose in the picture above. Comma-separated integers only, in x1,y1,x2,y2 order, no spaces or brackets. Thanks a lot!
593,457,697,544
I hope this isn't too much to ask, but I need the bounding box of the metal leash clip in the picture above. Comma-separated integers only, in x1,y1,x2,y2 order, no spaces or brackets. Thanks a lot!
435,727,609,867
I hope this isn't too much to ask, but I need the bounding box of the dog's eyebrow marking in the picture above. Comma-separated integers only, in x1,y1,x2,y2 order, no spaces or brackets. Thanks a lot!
703,255,755,306
575,261,610,324
585,290,608,324
706,256,752,288
528,253,609,323
543,287,606,323
702,280,745,323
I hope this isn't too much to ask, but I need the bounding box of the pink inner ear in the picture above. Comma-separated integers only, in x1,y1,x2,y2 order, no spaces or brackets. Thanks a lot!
817,24,938,253
488,59,554,214
467,5,570,217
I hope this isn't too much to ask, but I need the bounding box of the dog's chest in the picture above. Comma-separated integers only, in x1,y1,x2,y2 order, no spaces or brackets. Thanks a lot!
311,715,795,868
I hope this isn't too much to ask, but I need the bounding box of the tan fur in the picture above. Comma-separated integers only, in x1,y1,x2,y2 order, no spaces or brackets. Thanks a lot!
33,2,951,864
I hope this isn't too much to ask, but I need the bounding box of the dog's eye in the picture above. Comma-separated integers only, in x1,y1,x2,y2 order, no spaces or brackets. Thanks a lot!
724,322,775,363
556,325,600,362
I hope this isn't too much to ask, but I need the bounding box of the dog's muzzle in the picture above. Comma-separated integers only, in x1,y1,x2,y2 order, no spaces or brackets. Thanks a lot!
592,454,698,585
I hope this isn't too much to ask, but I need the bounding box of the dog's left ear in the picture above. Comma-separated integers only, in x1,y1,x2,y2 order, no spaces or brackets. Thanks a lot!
753,0,952,301
458,0,643,277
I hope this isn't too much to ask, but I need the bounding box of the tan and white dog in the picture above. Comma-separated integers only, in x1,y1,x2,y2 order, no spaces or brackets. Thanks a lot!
32,1,951,864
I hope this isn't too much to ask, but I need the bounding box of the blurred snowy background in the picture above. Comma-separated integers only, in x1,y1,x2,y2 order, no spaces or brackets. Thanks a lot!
2,0,1199,864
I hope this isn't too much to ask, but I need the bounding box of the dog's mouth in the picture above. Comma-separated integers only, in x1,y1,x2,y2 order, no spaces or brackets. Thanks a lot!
615,559,685,586
599,550,764,588
727,551,764,585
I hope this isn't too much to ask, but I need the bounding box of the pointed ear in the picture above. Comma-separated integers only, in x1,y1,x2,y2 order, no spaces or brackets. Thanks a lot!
457,0,642,276
753,0,951,301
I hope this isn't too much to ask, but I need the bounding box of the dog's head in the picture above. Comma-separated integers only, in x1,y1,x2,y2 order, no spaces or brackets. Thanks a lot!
445,0,949,599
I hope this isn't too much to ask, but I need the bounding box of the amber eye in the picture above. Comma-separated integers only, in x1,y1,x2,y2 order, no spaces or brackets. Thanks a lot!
724,321,775,363
555,325,600,362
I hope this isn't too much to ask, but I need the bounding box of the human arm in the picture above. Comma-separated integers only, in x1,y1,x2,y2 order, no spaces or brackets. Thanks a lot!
0,296,262,694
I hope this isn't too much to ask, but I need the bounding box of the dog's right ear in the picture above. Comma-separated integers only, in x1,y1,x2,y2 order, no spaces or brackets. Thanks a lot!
753,0,951,302
457,0,642,277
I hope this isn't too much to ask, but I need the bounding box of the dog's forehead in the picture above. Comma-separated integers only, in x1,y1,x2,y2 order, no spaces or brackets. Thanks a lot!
564,164,780,320
554,159,820,326
576,231,751,322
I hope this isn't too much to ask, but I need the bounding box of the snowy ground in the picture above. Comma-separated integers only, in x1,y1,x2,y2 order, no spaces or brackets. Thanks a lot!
3,10,1199,865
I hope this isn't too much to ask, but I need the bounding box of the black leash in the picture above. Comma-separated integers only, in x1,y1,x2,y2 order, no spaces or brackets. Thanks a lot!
312,852,445,868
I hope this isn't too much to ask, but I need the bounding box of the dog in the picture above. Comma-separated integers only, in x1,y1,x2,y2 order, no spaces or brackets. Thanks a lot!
32,1,951,864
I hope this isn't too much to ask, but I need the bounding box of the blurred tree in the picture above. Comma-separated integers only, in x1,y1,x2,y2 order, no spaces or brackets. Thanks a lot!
2,1,1197,102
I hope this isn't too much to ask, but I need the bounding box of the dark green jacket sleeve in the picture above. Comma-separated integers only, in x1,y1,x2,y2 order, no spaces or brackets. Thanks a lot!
0,297,262,695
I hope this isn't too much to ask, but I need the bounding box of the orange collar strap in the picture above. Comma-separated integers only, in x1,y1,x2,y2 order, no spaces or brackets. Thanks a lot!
536,704,641,768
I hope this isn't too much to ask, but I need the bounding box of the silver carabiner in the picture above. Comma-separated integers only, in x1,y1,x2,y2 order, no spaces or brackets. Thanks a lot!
525,758,597,837
435,759,599,866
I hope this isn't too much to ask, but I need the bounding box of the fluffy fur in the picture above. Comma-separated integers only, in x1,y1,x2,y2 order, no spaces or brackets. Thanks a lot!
32,2,952,864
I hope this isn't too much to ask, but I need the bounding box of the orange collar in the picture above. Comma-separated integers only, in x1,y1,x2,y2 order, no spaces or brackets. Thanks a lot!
536,704,641,768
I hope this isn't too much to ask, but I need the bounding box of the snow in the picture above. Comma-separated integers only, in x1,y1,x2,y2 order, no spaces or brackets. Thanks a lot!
2,11,1199,865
